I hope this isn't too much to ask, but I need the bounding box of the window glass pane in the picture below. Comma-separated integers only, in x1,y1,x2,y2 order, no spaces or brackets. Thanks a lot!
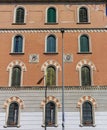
7,103,19,126
46,66,56,86
16,8,24,23
11,67,21,87
47,35,56,53
79,7,88,22
46,102,55,126
47,8,56,23
14,36,23,53
81,66,91,86
80,35,89,52
82,102,93,125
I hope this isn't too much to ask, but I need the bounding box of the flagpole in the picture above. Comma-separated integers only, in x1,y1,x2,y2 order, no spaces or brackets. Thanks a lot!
61,28,65,130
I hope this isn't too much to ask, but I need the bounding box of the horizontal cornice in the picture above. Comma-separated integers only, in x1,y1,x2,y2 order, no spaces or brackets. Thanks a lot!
0,86,107,91
0,0,106,3
0,28,107,33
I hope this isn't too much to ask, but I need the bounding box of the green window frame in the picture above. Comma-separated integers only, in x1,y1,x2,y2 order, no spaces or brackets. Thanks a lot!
82,102,93,126
80,35,89,52
11,66,21,87
7,102,19,126
47,7,56,23
15,8,25,23
81,66,91,86
79,7,88,23
46,66,56,86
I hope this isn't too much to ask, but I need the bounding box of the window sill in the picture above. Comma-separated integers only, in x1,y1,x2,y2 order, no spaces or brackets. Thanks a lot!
77,52,92,54
44,52,58,55
10,52,24,55
12,23,26,25
77,22,91,24
4,125,20,128
80,123,95,127
45,22,58,25
42,123,58,127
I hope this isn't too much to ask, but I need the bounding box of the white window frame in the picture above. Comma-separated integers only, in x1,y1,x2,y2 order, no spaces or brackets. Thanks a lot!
11,34,25,54
13,6,26,24
43,101,58,127
77,6,90,23
44,65,58,86
4,102,21,128
8,65,23,87
45,6,58,24
45,34,58,53
79,65,93,86
78,33,92,53
80,101,96,127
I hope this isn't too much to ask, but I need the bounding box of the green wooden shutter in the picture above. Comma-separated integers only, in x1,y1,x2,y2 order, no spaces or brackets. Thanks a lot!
80,35,89,52
47,8,56,23
16,8,24,23
81,66,91,86
46,66,56,86
11,67,21,87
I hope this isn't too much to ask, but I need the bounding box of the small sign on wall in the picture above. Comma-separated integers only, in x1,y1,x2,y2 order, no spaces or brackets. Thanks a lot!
64,54,73,63
29,54,39,63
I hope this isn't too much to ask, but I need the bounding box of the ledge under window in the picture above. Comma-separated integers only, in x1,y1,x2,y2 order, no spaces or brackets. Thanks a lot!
45,22,58,25
12,23,26,25
77,22,91,24
10,52,24,55
77,52,92,54
44,52,58,55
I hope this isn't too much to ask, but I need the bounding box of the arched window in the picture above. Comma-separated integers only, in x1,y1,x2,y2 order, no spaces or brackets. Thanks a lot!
46,102,56,126
80,35,89,52
11,66,21,87
15,7,25,23
47,7,56,23
82,101,93,126
46,66,56,86
13,35,23,53
7,102,19,126
81,66,91,86
79,7,88,23
46,35,56,53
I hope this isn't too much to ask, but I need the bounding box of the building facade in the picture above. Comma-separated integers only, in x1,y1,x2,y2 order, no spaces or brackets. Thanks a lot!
0,0,107,130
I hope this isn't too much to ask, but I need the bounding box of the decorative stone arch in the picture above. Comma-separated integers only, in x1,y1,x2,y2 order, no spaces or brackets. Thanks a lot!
3,96,24,109
7,60,27,72
41,60,61,72
41,96,61,108
77,96,97,127
77,96,97,108
76,59,96,71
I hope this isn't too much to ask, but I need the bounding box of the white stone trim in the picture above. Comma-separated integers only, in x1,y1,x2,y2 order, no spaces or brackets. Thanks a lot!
77,5,90,23
7,60,27,87
45,6,58,23
41,60,61,86
45,33,58,53
11,34,25,53
78,33,92,53
76,59,96,86
13,5,27,24
41,96,61,127
3,96,24,128
77,96,97,127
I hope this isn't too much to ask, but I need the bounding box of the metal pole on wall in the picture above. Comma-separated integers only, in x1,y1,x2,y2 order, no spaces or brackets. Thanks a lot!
61,28,65,130
45,84,47,130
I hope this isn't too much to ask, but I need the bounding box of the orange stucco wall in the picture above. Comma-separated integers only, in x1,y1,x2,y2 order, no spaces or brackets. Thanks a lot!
0,2,107,86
